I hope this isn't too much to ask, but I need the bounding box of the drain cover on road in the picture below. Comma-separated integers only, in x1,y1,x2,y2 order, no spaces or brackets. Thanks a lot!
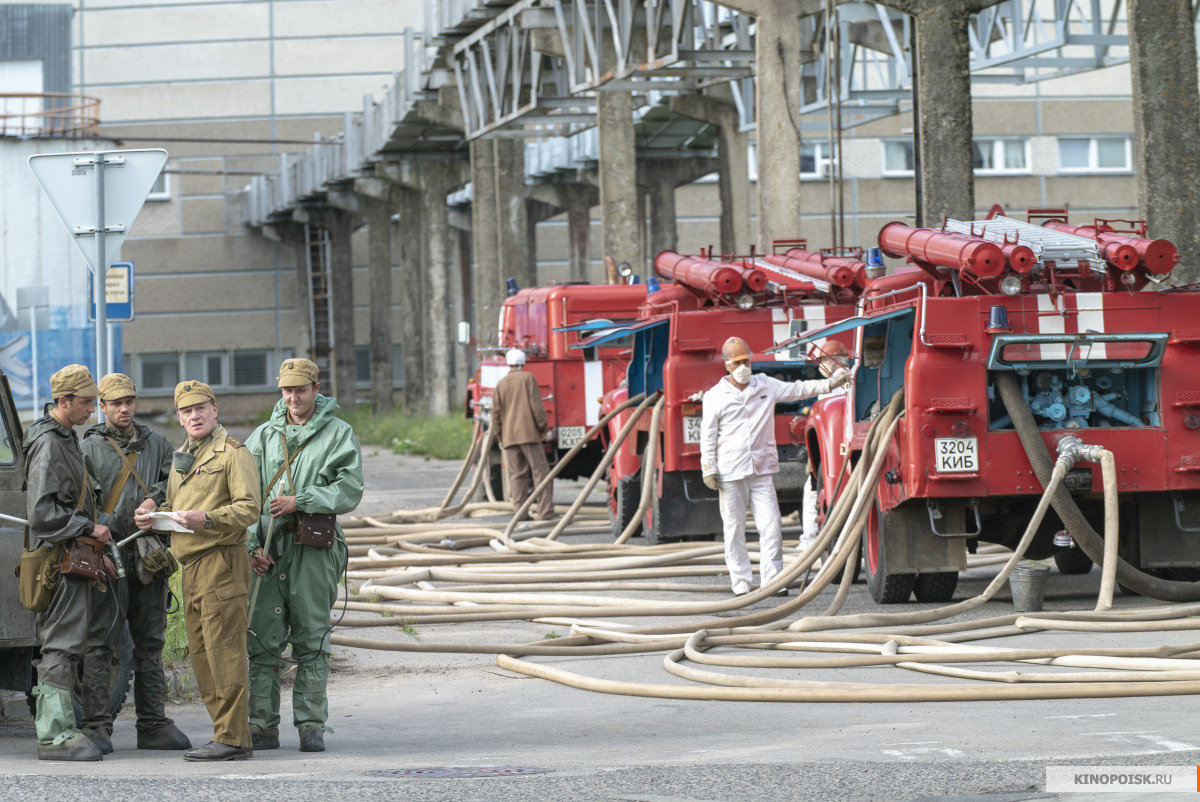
364,766,555,779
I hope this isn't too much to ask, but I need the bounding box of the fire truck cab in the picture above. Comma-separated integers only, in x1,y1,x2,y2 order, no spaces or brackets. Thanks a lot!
466,282,648,490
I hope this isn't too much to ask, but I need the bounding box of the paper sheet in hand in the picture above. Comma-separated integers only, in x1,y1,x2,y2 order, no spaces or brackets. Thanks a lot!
148,512,193,533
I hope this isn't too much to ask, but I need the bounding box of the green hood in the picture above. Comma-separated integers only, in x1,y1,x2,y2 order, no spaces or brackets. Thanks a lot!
23,415,71,451
265,394,341,447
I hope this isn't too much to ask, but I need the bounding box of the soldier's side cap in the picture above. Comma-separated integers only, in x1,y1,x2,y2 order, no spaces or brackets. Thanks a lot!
98,373,137,401
277,357,319,388
174,380,216,409
50,364,99,399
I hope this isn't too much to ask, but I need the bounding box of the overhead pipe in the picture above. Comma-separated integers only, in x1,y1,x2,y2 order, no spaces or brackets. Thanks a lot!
878,222,1005,278
654,251,743,295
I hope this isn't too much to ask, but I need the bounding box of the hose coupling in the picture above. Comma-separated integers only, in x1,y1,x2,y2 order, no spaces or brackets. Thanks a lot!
1053,529,1074,548
1057,435,1109,466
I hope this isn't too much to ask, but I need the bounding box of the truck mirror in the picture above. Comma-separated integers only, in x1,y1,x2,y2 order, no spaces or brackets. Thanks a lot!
456,321,471,346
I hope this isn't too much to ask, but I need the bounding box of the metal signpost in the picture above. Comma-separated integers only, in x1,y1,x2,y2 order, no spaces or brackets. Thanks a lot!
28,149,166,379
16,287,49,416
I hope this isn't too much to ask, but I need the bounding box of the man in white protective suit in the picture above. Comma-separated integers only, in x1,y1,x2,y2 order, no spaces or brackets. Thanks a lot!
700,336,850,597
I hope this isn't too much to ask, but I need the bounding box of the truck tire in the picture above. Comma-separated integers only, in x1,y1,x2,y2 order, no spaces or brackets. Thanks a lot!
913,571,958,603
1053,547,1093,575
608,470,642,540
488,462,505,501
72,623,134,724
864,501,916,604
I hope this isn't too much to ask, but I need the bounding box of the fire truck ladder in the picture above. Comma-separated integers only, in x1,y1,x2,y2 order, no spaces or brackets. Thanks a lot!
942,216,1107,273
304,224,333,367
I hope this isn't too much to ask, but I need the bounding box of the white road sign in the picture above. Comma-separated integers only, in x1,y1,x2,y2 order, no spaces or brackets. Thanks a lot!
28,148,167,273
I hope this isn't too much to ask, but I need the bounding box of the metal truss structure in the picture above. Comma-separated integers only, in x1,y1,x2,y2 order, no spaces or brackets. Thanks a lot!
243,0,1191,227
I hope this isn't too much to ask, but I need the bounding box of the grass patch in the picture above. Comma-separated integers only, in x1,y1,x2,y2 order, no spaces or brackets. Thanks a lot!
334,406,474,460
164,572,189,670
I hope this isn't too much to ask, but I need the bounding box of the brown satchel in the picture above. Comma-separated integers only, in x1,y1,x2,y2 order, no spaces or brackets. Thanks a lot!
272,433,336,550
60,534,108,583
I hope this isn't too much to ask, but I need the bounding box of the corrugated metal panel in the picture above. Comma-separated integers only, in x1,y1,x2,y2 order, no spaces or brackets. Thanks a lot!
0,4,73,94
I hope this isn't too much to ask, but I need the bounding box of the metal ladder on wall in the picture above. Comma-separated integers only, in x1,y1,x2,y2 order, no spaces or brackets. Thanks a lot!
942,215,1107,273
304,225,333,369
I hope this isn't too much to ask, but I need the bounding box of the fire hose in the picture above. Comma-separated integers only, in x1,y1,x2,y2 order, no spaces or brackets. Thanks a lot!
329,384,1200,704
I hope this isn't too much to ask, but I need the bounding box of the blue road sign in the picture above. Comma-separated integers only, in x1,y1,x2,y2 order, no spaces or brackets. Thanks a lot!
88,261,134,322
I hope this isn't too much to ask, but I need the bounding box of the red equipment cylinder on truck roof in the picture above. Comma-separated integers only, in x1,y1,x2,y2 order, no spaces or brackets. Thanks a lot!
654,251,743,295
878,222,1005,278
1041,220,1176,274
766,250,859,288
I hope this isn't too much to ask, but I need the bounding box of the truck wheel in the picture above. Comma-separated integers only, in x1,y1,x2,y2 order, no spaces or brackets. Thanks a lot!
72,623,134,723
1053,547,1093,575
488,463,505,501
608,470,642,540
864,501,916,604
913,572,958,603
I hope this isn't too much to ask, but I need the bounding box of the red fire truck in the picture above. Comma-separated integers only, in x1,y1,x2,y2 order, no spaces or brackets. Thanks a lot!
466,282,648,490
784,209,1199,604
592,246,866,542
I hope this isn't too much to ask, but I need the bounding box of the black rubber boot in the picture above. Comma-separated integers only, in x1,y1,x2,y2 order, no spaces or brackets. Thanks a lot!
134,667,191,750
85,727,114,755
298,726,325,753
251,725,279,750
137,722,192,750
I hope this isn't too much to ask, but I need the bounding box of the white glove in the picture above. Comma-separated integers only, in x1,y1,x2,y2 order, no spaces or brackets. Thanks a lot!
829,368,851,388
703,474,720,492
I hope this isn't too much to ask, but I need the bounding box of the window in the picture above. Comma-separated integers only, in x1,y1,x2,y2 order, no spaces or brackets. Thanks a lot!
140,353,179,391
1058,137,1132,173
882,139,914,175
232,350,269,388
354,345,405,388
147,172,169,201
184,352,226,387
800,142,837,178
973,138,1028,174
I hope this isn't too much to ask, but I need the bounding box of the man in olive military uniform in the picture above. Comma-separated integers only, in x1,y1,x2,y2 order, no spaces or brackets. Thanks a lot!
26,365,111,761
79,373,191,754
135,380,261,761
246,358,363,753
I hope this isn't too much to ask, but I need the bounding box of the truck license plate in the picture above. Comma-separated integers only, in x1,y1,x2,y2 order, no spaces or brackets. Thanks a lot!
683,416,702,444
935,437,978,472
557,426,585,449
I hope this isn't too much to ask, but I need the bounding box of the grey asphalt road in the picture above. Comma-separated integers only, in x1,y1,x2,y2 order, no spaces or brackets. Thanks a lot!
2,450,1198,801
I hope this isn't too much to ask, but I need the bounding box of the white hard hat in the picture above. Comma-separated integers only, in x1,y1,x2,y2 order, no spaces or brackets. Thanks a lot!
506,349,526,366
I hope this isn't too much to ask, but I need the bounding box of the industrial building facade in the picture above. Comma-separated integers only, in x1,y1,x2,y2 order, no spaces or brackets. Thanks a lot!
1,1,1150,415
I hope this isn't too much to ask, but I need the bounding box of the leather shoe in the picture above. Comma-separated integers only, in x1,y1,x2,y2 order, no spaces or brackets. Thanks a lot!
183,741,252,761
298,726,325,753
774,588,789,597
251,727,279,750
85,727,114,755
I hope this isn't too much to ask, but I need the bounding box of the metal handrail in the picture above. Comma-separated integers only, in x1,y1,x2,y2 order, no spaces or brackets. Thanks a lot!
0,93,101,138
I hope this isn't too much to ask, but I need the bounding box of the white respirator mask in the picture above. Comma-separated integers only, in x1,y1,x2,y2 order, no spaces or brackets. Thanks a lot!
729,363,752,384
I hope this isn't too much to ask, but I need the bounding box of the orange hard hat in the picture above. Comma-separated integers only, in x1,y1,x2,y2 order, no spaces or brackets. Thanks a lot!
721,336,752,362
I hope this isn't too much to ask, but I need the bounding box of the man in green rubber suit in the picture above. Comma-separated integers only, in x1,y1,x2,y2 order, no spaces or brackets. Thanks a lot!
246,358,363,753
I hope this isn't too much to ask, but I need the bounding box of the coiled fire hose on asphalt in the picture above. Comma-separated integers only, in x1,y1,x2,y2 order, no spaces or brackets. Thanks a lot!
331,384,1200,702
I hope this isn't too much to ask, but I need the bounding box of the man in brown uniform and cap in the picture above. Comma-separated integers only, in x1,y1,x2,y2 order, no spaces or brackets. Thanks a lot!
135,380,260,761
491,348,553,520
26,365,111,761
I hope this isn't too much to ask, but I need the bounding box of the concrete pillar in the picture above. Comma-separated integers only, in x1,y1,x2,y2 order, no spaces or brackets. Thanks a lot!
494,139,534,290
396,189,425,412
449,227,468,401
645,162,678,257
328,210,356,408
419,165,454,416
913,2,975,224
754,1,804,247
597,91,641,272
565,191,591,283
470,139,502,344
1128,0,1200,281
670,94,752,254
364,200,394,415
